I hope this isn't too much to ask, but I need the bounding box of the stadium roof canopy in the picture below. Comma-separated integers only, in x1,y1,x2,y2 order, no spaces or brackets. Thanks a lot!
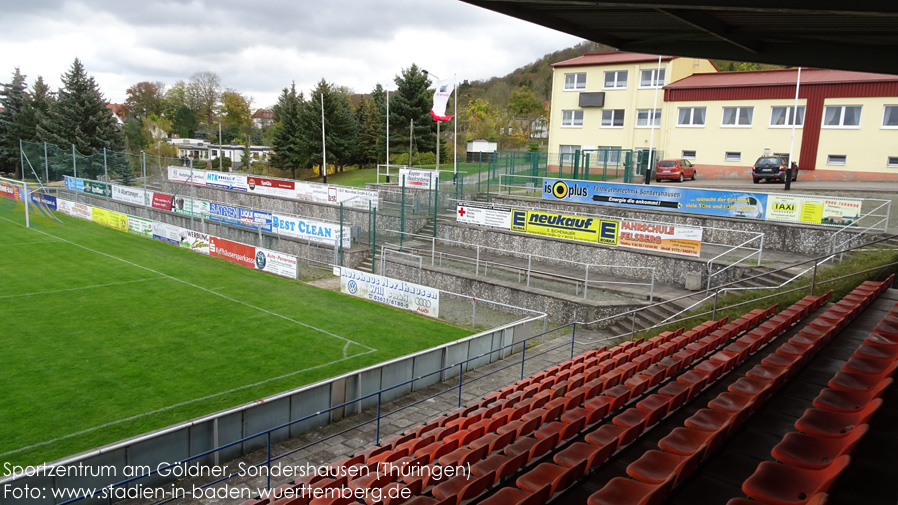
459,0,898,74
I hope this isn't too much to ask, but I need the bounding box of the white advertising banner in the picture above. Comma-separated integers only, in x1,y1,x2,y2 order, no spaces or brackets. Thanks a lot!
340,267,439,319
456,203,512,229
204,171,248,191
295,181,330,203
335,186,378,210
57,199,92,220
171,196,210,218
254,248,298,279
272,213,350,247
152,221,182,247
178,229,211,255
399,168,439,190
167,166,204,184
112,185,150,206
127,216,154,238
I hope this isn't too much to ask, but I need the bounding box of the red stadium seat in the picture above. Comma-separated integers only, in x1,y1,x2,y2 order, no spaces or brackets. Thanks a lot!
771,425,868,470
742,456,849,505
587,474,675,505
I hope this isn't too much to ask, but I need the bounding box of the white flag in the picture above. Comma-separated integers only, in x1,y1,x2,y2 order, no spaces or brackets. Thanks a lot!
430,77,455,121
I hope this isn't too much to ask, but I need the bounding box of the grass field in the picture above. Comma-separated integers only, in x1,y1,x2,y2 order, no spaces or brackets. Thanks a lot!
0,205,470,466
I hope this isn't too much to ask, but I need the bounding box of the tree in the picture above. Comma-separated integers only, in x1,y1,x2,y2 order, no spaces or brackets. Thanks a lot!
389,64,436,161
123,81,165,121
355,97,379,168
19,76,54,142
0,68,28,176
460,98,500,142
298,80,358,179
187,71,222,126
371,84,388,163
218,89,252,145
37,58,123,179
270,82,305,179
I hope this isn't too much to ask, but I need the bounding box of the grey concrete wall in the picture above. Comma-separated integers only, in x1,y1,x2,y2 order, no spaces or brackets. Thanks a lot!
491,194,840,256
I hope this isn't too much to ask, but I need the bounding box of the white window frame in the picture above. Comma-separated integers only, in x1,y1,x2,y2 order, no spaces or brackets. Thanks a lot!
823,106,862,128
770,106,805,128
639,68,666,88
721,106,754,127
827,154,847,166
677,107,706,127
597,146,622,165
725,152,741,162
561,110,584,128
882,106,898,129
682,150,697,160
636,109,661,128
887,156,898,168
601,109,625,128
564,72,587,91
603,70,628,89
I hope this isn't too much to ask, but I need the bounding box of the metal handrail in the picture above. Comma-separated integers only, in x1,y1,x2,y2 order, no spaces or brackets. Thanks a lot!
705,233,765,290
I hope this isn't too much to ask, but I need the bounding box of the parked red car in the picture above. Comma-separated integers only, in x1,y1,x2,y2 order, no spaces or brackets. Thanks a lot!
655,159,696,182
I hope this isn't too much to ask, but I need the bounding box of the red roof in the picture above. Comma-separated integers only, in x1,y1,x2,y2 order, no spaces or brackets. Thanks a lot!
252,108,275,119
553,52,673,68
106,103,125,120
667,68,898,89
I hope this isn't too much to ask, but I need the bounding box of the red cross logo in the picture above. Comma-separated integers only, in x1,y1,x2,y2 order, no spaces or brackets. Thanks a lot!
458,207,466,217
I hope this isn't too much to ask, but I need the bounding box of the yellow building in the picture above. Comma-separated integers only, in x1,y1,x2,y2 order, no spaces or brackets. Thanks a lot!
549,52,898,175
548,52,717,168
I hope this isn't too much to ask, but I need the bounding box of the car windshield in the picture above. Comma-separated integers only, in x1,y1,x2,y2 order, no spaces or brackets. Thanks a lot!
756,157,782,166
658,161,677,167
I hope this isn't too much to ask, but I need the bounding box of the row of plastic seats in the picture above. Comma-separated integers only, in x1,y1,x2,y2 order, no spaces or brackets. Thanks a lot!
473,308,781,505
729,277,896,505
584,292,837,505
248,306,773,505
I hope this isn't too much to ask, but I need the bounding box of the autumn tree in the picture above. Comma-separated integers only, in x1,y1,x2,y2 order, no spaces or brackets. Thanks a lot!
187,71,221,126
123,81,165,121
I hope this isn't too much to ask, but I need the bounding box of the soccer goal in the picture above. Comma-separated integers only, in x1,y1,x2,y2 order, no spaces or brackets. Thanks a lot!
0,177,63,229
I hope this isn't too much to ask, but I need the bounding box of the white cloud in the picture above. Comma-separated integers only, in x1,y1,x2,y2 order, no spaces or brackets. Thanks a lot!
0,0,583,107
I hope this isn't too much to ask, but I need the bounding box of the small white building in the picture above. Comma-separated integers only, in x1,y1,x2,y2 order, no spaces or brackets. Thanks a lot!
466,139,498,163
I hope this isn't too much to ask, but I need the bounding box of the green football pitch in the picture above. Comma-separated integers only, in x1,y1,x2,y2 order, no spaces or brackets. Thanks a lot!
0,209,470,466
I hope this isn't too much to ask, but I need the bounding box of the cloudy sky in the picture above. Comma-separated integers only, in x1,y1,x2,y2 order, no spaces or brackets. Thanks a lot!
0,0,583,108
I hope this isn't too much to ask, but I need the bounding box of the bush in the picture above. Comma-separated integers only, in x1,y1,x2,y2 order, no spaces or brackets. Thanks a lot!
389,151,436,166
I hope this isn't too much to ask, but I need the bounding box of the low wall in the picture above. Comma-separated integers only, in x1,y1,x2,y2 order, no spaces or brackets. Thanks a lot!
491,194,841,256
1,316,537,505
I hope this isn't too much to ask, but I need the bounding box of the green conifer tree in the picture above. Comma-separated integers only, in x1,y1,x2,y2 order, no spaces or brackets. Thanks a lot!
0,68,28,177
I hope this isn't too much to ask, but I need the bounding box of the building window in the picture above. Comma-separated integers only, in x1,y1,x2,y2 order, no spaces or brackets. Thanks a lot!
827,155,847,166
604,70,628,89
883,106,898,128
598,146,622,165
561,110,584,127
601,109,625,128
887,156,898,167
721,107,753,127
559,144,580,164
682,150,697,159
770,106,805,127
636,109,661,128
639,69,665,88
725,152,741,162
564,73,586,90
677,107,706,127
823,106,862,127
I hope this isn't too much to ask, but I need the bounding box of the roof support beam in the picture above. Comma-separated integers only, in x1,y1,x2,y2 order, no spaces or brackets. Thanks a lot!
657,8,763,54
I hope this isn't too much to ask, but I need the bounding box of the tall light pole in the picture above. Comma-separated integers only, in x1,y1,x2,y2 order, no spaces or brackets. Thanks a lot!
423,69,441,173
218,120,223,172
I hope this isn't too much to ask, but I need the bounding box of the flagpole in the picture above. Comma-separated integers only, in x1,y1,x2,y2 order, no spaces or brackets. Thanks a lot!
386,86,390,183
454,73,458,183
321,92,327,184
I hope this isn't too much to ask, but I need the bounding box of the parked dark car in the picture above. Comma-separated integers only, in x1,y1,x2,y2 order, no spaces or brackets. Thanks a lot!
655,159,696,182
753,155,798,183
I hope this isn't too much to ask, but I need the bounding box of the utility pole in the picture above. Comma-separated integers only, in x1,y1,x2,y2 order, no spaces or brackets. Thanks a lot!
408,119,414,167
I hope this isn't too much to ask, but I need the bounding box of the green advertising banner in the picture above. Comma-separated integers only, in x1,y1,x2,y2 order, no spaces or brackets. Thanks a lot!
83,180,112,198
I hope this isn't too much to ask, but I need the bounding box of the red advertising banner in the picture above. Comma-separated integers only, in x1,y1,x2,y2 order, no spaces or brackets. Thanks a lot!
152,192,174,211
0,181,20,200
209,237,256,269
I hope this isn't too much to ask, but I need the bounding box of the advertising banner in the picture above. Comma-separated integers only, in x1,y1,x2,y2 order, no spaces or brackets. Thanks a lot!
618,220,703,257
399,168,439,190
31,192,57,210
272,213,350,247
152,192,174,211
57,199,92,220
83,180,112,198
335,187,379,210
63,175,84,193
127,216,154,238
112,185,150,206
178,229,211,255
0,181,20,200
167,166,204,184
152,221,182,246
171,196,210,218
247,176,295,199
542,179,769,220
295,181,330,203
510,209,619,246
209,236,257,269
456,203,512,229
254,247,298,278
204,171,248,191
340,267,440,318
765,195,862,226
208,202,272,232
92,208,129,232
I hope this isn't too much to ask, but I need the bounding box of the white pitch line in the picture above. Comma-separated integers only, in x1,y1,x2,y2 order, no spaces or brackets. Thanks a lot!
0,216,376,357
0,348,377,458
0,240,64,247
0,277,167,299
